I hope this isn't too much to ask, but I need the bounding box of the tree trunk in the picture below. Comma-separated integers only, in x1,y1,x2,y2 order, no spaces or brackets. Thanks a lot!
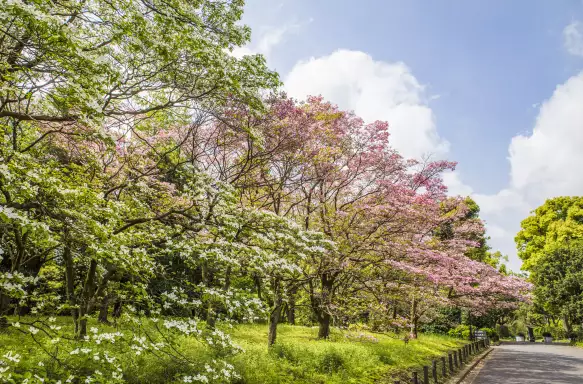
202,261,215,328
314,273,335,339
0,292,12,316
224,266,231,291
563,313,572,333
410,297,418,339
78,259,98,338
113,300,123,318
318,312,331,339
63,240,79,335
268,278,283,347
286,286,296,325
98,295,110,324
253,272,262,300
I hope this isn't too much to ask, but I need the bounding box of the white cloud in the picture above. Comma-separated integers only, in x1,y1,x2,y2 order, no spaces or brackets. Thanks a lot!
231,23,301,59
563,21,583,57
442,171,474,197
472,71,583,271
284,50,449,159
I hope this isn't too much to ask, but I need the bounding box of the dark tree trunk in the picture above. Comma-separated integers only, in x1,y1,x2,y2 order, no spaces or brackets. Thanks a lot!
410,297,418,339
63,240,79,335
113,300,123,318
318,312,331,339
316,273,335,339
78,259,98,338
253,272,262,300
0,293,11,316
202,261,215,328
268,278,283,347
98,295,110,324
224,266,231,291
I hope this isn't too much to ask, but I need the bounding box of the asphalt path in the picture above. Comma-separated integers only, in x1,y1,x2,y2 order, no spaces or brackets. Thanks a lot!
470,344,583,383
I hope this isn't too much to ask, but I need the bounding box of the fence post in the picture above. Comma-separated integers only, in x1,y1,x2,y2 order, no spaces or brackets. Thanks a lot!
423,366,429,384
432,360,437,383
458,349,462,364
412,371,418,384
453,351,458,368
449,353,454,372
442,356,447,377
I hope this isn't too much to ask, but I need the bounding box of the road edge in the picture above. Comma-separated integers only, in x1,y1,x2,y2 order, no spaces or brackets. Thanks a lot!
448,346,495,384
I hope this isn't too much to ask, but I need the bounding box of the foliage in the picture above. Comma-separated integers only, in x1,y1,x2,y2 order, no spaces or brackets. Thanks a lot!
447,325,470,339
0,0,531,381
0,320,464,384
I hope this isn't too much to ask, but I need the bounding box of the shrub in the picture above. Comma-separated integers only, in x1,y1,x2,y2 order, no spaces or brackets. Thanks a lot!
447,325,470,339
470,327,499,342
542,332,552,338
319,350,345,374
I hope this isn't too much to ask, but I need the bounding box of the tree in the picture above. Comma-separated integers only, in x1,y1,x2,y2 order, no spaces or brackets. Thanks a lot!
528,241,583,332
515,197,583,331
516,196,583,270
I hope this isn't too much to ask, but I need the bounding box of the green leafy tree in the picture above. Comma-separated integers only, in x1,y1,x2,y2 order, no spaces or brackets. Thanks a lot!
516,196,583,270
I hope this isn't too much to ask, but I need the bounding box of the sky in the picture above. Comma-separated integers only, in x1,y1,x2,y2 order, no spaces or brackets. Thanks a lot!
234,0,583,271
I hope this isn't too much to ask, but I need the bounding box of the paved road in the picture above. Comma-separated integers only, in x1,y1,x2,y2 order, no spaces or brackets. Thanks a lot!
471,344,583,383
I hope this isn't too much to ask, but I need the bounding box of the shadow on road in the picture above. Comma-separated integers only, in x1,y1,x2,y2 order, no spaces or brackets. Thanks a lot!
474,348,583,383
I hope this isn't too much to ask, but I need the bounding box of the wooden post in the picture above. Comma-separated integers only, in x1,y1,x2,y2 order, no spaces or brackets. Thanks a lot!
449,353,454,373
412,371,418,384
459,349,463,364
424,366,429,384
432,360,438,383
454,351,458,368
442,356,447,377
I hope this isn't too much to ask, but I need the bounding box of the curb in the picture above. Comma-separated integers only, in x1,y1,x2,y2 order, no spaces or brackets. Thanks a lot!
450,347,494,384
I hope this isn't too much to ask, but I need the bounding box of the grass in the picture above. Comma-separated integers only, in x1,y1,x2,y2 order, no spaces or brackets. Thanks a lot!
0,317,464,383
230,324,464,383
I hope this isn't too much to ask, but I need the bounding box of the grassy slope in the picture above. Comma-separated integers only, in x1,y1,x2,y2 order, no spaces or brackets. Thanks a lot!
211,324,462,383
0,318,463,383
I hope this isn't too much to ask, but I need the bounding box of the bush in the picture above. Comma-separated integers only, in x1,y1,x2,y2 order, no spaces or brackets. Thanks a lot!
542,332,552,338
447,325,470,339
479,328,496,338
319,350,345,374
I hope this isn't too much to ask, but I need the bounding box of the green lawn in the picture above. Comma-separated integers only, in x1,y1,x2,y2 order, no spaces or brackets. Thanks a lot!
0,317,464,383
230,324,464,383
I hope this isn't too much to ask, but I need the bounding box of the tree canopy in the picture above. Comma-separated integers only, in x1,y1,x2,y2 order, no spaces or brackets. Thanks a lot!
0,1,530,382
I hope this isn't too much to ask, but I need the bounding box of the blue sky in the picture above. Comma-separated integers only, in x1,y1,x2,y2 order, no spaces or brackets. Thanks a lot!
237,0,583,270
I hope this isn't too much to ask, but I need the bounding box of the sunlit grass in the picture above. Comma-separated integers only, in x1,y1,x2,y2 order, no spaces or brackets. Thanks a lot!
0,317,463,383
